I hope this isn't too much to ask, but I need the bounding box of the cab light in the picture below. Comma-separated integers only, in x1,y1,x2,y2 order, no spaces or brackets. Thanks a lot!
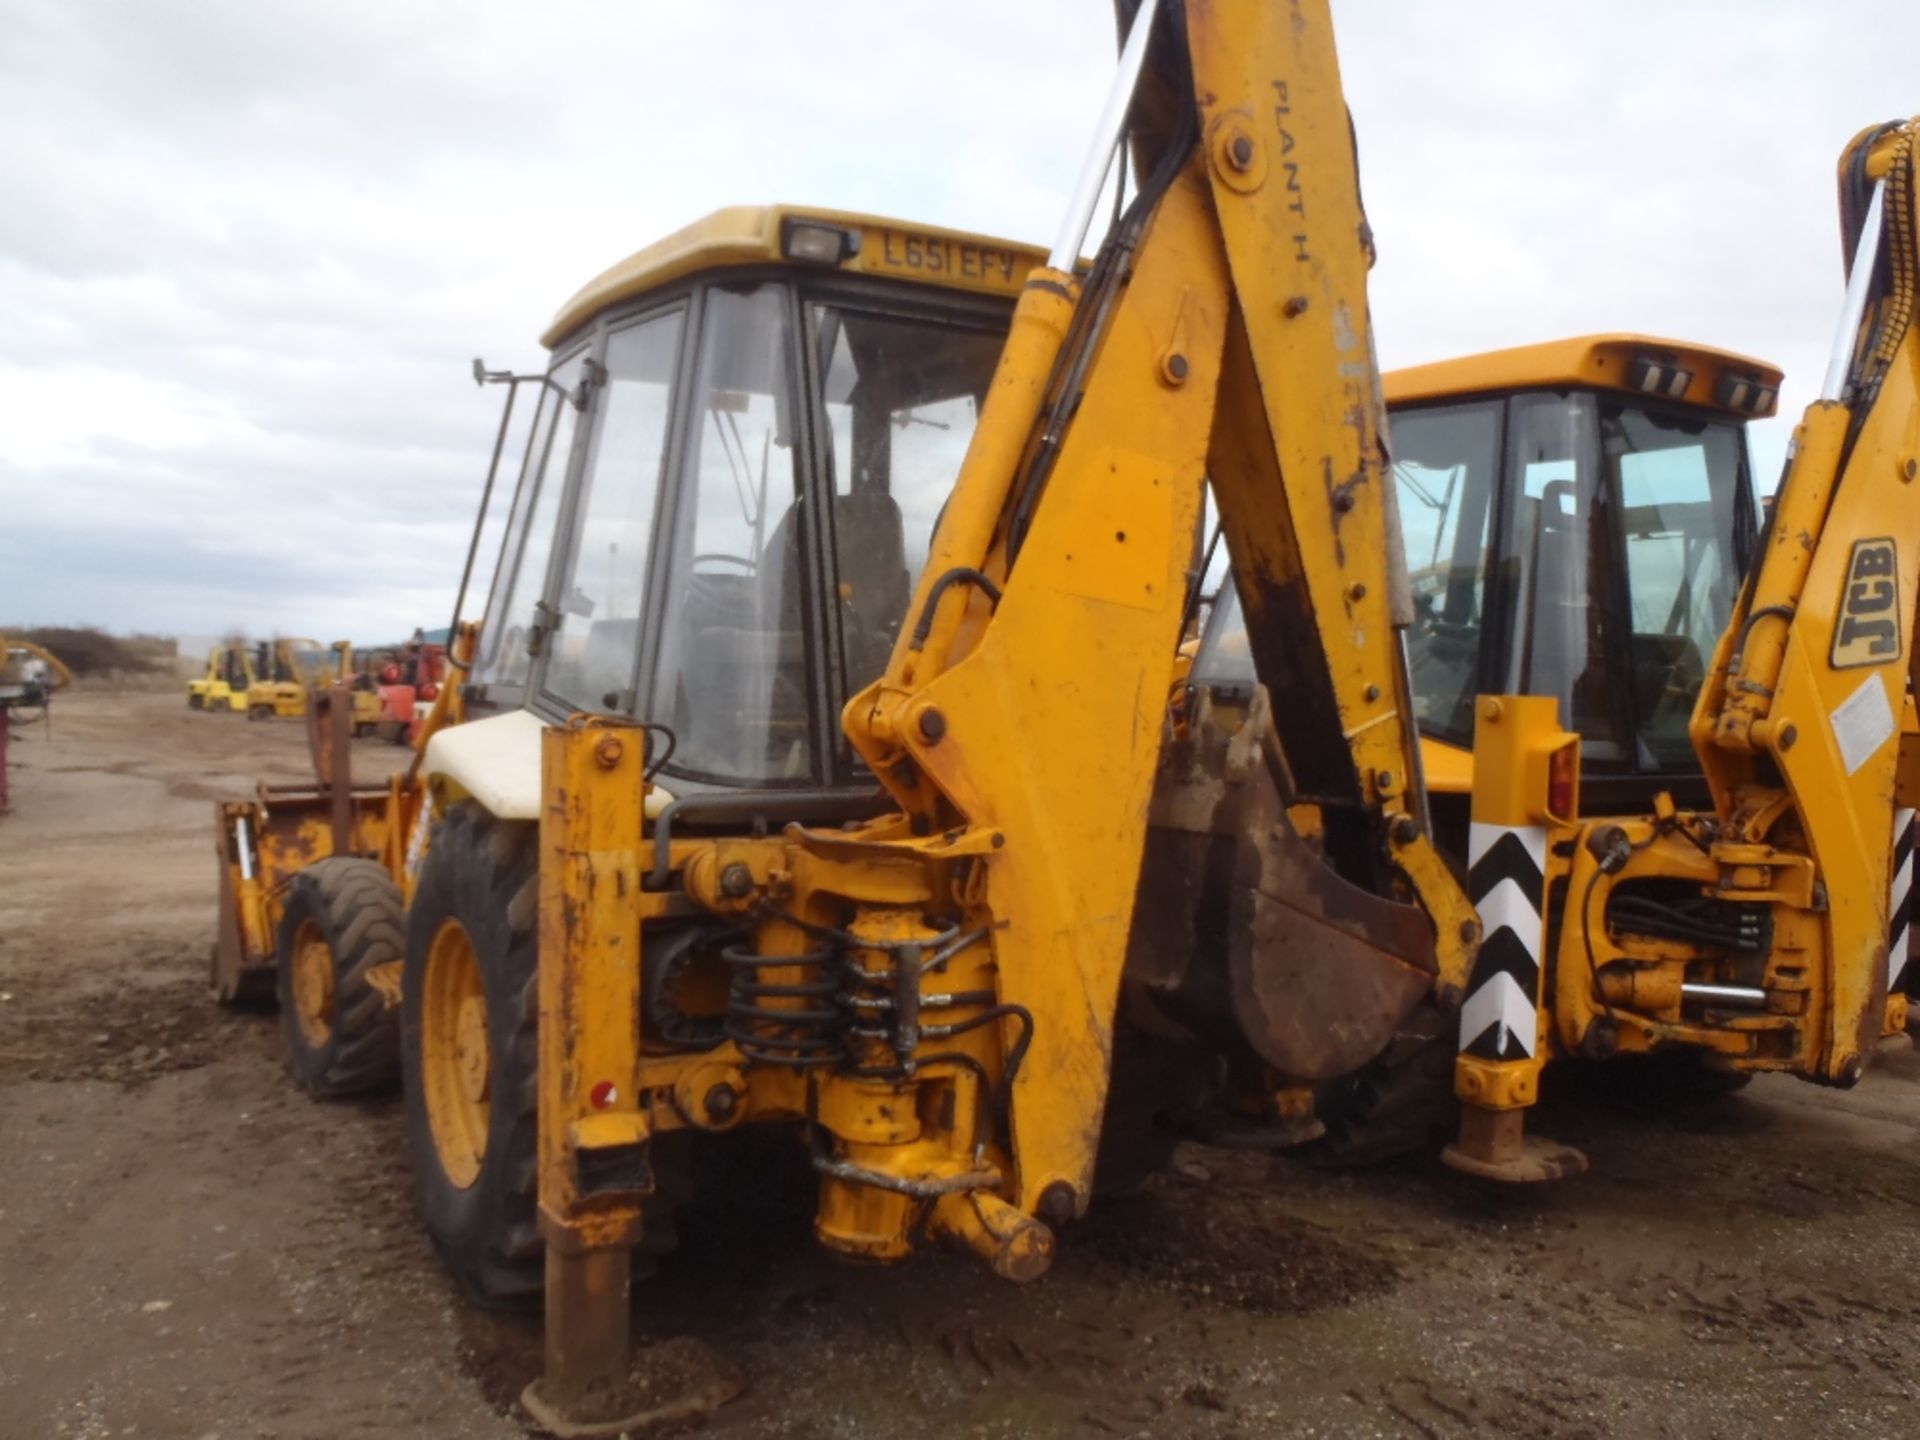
1715,372,1778,416
1628,355,1695,400
782,219,860,265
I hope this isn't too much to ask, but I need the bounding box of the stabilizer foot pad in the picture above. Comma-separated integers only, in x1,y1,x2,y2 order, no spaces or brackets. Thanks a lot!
520,1338,743,1438
1441,1133,1588,1184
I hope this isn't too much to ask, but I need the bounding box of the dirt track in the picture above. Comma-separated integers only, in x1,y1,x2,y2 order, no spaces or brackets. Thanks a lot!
4,689,1920,1439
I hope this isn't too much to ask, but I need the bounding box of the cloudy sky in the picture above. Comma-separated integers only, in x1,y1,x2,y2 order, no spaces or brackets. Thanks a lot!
2,0,1915,643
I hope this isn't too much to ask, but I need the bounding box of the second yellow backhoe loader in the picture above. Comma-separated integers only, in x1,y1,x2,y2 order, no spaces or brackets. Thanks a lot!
1177,116,1920,1180
214,0,1476,1428
1175,333,1788,1160
1428,114,1920,1179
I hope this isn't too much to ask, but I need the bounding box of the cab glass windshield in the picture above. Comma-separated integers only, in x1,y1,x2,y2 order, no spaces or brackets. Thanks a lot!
1190,389,1753,778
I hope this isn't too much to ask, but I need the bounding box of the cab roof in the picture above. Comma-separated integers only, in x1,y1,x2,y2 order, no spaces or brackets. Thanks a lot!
544,205,1050,348
1384,334,1784,419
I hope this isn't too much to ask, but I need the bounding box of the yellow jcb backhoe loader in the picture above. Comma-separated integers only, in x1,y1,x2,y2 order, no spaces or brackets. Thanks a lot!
1174,333,1789,1161
187,642,257,712
214,1,1478,1428
1420,114,1920,1180
1177,115,1920,1180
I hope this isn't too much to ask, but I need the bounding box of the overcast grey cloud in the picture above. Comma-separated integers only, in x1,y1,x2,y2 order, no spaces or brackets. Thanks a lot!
1,0,1915,642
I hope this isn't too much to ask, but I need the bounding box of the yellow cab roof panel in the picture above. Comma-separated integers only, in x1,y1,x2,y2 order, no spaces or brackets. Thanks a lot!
543,205,1049,347
1384,334,1784,419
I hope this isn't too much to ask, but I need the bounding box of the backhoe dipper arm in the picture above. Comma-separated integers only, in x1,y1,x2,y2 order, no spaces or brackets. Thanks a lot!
838,0,1476,1215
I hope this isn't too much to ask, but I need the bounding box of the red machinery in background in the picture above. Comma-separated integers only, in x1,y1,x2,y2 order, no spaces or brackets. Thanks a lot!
366,632,447,744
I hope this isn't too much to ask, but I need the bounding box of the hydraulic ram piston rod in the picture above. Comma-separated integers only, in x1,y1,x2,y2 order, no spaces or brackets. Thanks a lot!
1047,0,1159,271
1820,180,1887,403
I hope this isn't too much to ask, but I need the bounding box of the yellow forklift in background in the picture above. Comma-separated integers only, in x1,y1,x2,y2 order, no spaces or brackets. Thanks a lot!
187,642,257,712
244,637,347,721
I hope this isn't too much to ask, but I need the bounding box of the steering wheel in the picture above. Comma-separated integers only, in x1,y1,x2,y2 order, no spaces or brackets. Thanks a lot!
692,553,756,575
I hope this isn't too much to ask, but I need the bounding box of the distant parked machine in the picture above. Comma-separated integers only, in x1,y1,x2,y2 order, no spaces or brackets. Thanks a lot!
364,632,448,744
0,635,73,815
188,642,257,712
244,638,337,721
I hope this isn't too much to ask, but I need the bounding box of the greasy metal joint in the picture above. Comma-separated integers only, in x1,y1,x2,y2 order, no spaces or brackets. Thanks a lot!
1282,295,1310,318
704,1084,738,1122
592,734,624,769
1207,111,1267,193
1037,1180,1078,1227
917,707,948,744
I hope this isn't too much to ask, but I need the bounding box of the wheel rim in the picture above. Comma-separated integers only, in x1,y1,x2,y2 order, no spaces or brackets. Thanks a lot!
289,919,335,1049
422,917,490,1189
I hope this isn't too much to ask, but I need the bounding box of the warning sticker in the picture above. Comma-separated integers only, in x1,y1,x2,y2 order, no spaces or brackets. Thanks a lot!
1830,672,1896,775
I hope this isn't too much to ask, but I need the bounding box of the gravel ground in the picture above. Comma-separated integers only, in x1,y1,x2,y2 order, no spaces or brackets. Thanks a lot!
3,688,1918,1439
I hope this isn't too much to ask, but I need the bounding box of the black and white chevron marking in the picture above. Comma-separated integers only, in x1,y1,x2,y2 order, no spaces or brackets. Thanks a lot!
1891,807,1916,997
1460,822,1546,1061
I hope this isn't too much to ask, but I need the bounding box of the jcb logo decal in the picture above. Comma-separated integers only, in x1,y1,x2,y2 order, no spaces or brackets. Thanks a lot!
1831,537,1902,669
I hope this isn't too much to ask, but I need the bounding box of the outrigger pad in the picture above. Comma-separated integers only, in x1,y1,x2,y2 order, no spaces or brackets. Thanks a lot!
1441,1134,1589,1184
520,1337,743,1438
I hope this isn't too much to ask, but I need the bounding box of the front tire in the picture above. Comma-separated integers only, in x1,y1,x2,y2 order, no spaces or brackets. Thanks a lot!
274,857,404,1096
402,805,542,1306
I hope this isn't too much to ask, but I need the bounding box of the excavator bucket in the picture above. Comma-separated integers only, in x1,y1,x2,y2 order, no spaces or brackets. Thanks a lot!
1128,686,1436,1080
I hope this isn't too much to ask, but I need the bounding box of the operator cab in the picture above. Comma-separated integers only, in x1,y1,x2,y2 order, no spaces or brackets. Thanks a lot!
459,207,1040,806
1194,335,1780,842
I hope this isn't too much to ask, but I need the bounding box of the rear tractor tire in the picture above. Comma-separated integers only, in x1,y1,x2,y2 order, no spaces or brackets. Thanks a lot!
274,857,404,1097
401,804,695,1306
402,804,544,1307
